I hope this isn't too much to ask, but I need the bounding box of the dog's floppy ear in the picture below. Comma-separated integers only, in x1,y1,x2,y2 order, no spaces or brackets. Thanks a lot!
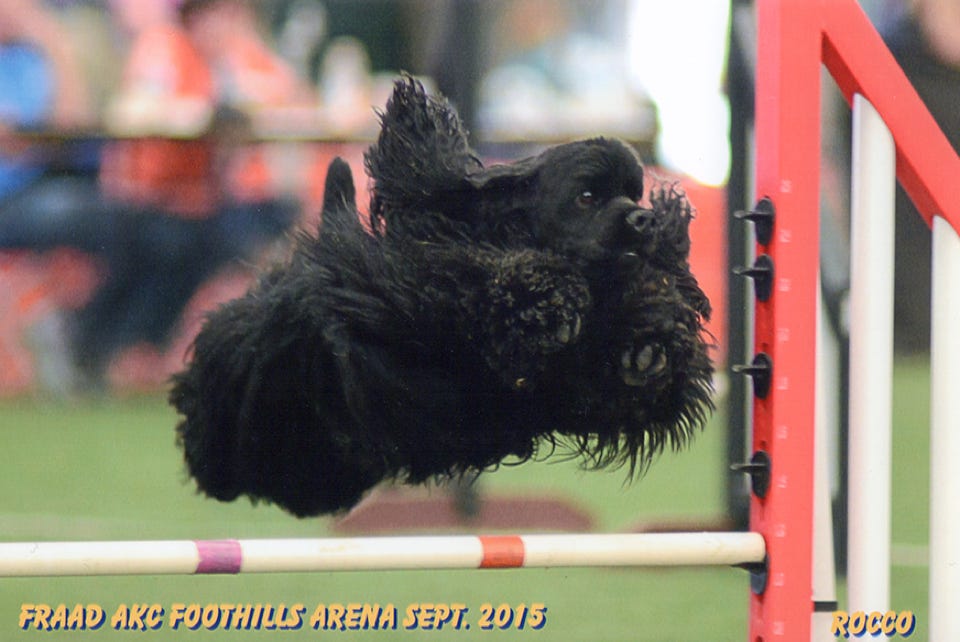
463,155,542,214
365,75,482,218
464,156,539,189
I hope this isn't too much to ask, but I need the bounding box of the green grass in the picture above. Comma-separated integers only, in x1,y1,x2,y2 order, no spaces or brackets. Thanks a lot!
890,356,931,640
0,358,934,640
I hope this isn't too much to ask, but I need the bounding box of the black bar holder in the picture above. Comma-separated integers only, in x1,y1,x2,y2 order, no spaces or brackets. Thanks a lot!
730,450,772,499
735,196,775,246
734,254,775,302
732,352,773,399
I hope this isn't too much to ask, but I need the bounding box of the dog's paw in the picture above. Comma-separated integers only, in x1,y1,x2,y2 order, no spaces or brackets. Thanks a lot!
496,289,586,390
504,308,582,391
518,291,585,352
479,257,591,389
619,342,669,388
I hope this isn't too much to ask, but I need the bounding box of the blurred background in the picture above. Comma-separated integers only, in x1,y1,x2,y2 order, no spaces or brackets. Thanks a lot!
1,0,949,638
0,0,732,397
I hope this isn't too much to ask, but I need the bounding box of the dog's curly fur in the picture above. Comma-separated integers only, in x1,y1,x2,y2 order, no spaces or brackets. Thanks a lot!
170,76,714,518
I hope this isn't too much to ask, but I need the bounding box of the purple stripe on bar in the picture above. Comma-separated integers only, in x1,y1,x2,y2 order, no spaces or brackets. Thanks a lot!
195,539,242,574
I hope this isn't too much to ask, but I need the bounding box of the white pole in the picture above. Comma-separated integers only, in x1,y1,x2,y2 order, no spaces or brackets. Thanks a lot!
518,532,765,567
812,288,838,641
846,93,895,612
929,215,960,640
0,533,766,577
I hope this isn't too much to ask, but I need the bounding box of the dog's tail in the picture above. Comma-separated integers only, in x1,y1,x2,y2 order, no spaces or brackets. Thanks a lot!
322,157,357,220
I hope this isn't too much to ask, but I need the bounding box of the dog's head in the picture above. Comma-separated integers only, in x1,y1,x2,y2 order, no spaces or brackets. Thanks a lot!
365,77,694,266
466,138,656,262
364,75,708,314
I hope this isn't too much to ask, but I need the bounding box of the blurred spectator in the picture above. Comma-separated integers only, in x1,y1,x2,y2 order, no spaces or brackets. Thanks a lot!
275,0,328,81
179,0,315,202
478,0,654,143
67,0,306,389
275,0,413,82
0,0,100,394
0,0,92,135
100,0,217,215
54,0,121,119
0,0,95,208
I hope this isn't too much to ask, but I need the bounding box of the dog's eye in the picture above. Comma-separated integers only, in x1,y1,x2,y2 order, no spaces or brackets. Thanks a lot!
576,191,595,208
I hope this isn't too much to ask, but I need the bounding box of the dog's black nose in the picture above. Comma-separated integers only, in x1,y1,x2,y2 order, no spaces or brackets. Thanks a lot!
627,209,656,233
626,209,659,252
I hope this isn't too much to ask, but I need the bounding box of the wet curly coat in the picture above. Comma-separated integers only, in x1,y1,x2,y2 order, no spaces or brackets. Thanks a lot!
169,77,714,517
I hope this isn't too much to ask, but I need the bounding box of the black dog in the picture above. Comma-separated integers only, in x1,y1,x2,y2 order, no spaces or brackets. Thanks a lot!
170,76,714,518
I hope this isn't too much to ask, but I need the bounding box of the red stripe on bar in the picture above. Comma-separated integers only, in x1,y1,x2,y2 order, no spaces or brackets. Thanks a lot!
479,536,525,568
195,539,242,574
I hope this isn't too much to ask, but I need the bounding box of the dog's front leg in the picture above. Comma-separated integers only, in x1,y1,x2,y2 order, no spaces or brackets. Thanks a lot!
470,249,592,390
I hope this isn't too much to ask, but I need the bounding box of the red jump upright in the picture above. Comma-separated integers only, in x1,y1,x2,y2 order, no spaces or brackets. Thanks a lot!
750,0,960,639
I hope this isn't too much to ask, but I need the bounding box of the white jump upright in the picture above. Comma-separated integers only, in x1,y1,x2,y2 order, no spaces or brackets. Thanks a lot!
846,94,895,614
813,290,838,642
929,216,960,641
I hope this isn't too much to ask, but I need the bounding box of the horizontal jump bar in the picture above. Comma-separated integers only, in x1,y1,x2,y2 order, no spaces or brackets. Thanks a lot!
0,532,765,577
